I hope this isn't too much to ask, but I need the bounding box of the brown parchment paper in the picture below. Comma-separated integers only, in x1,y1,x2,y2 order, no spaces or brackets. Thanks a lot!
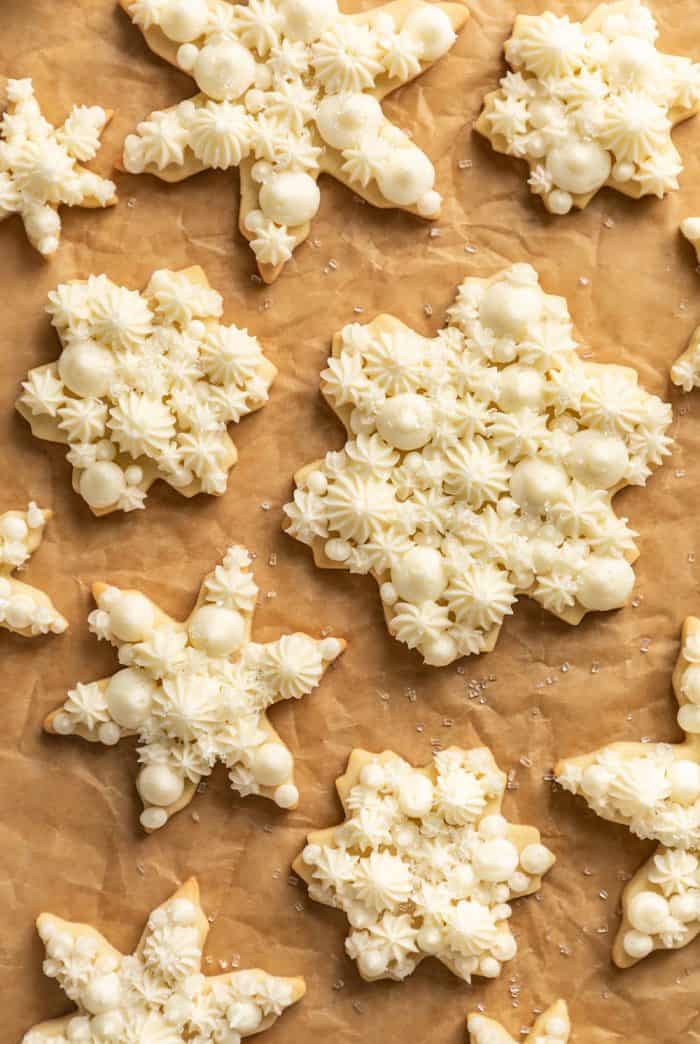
4,1,700,1041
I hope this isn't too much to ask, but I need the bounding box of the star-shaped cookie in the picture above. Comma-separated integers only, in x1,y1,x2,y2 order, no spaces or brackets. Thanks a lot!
17,266,276,516
0,77,116,257
119,0,468,282
557,616,700,967
294,747,555,983
22,877,305,1043
284,262,672,666
0,503,67,638
475,0,700,216
45,544,345,830
670,218,700,392
467,999,571,1044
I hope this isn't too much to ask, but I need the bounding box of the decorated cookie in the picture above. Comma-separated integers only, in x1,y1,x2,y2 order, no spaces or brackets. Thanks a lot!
284,263,672,666
17,267,276,515
120,0,468,282
0,77,116,257
45,544,345,830
22,877,305,1043
475,0,700,215
557,616,700,967
468,999,571,1044
0,503,67,638
670,218,700,391
294,747,555,983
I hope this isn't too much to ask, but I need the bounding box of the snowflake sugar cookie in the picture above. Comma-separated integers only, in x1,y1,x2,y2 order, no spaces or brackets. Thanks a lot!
557,615,700,967
468,999,570,1044
294,747,555,983
45,544,345,830
0,503,67,637
475,0,700,216
0,78,116,257
284,263,672,666
17,266,276,516
22,877,305,1043
670,218,700,391
120,0,468,282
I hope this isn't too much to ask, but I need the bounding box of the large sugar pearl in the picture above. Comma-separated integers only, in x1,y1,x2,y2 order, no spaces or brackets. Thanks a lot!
403,6,455,60
567,429,629,488
105,667,155,729
377,148,435,206
280,0,339,42
391,546,447,603
628,891,669,935
519,842,555,875
607,36,658,85
472,839,519,882
194,41,256,100
79,461,126,510
678,704,700,734
137,763,185,807
417,923,443,953
159,0,209,42
0,515,28,541
546,141,612,196
375,392,434,449
189,604,246,656
357,949,387,978
259,171,320,226
681,664,700,704
498,365,545,410
668,759,700,804
623,929,653,960
398,773,434,818
253,742,293,785
227,1001,263,1033
315,93,382,150
577,556,635,611
681,217,700,243
479,281,542,338
108,591,155,642
580,763,612,799
58,340,115,397
82,972,121,1014
509,458,568,513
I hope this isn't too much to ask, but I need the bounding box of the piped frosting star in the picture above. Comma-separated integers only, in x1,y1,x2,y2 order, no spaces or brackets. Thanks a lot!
0,77,116,257
557,616,700,967
119,0,468,282
0,503,67,638
670,218,700,391
467,999,571,1044
17,266,276,516
22,877,305,1043
284,262,672,666
475,0,700,216
45,544,345,830
293,747,555,984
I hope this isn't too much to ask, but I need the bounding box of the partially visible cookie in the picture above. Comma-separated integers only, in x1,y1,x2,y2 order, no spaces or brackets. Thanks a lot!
22,877,305,1043
468,999,571,1044
294,747,555,983
0,77,116,257
17,267,276,515
0,502,67,637
670,218,700,391
475,1,700,215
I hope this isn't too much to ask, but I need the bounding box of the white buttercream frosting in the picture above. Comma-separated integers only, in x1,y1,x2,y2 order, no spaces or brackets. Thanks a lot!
0,503,68,637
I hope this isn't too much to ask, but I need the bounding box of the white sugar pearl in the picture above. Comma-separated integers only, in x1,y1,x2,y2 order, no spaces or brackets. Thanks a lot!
380,582,398,606
491,931,517,961
160,0,209,42
681,665,700,704
357,949,387,978
479,281,542,338
548,188,573,215
325,538,351,562
628,891,669,934
79,461,125,510
670,892,699,922
194,41,256,100
398,773,434,818
498,365,544,410
274,782,299,808
306,469,328,495
546,141,612,195
176,42,199,71
472,839,519,882
623,929,653,960
681,217,700,242
97,722,121,746
391,546,446,603
52,712,74,735
90,1013,123,1037
403,5,455,60
189,604,246,656
479,814,508,840
141,807,168,830
417,924,443,953
58,340,115,397
227,1000,263,1033
581,763,612,798
106,667,155,728
95,439,116,461
519,842,555,876
316,93,382,150
668,759,700,804
416,190,441,218
109,591,155,642
508,871,530,893
377,148,435,206
577,556,635,611
509,458,568,513
82,972,121,1014
678,704,700,734
613,159,635,182
360,762,384,788
137,763,185,807
280,0,339,42
0,515,28,541
567,429,629,488
253,742,293,786
124,465,143,485
259,171,320,226
478,956,501,978
375,392,434,450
